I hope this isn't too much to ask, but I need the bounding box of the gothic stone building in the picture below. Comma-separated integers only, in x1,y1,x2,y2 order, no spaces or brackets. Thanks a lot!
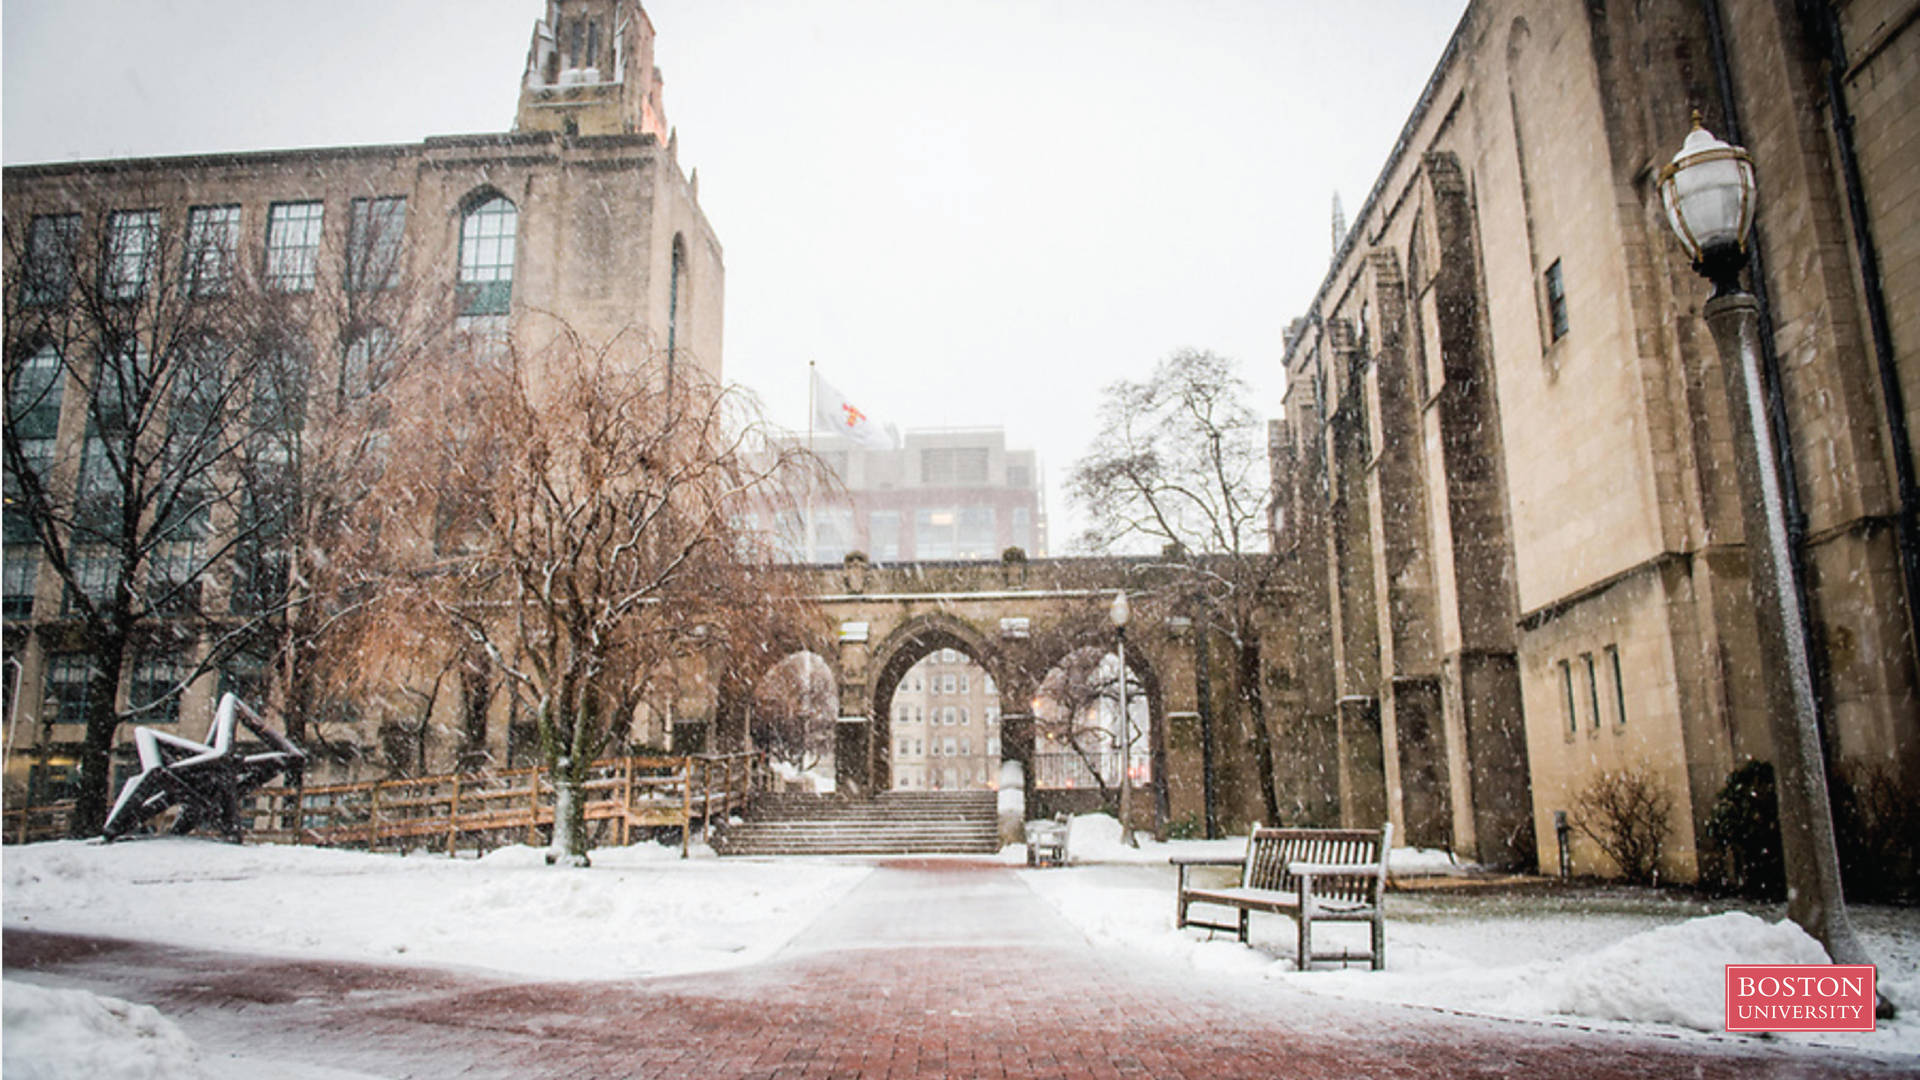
2,1,722,799
1271,0,1918,879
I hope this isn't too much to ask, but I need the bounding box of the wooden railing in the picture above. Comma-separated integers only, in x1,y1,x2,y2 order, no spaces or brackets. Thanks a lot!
4,752,763,857
3,801,75,845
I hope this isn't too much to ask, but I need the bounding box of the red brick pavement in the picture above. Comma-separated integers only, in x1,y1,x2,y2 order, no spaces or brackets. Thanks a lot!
6,859,1913,1079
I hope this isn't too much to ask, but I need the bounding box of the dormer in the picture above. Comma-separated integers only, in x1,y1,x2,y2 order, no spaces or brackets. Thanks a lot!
515,0,669,141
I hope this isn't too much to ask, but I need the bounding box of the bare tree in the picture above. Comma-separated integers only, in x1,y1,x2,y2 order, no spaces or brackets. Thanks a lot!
1034,645,1144,817
1573,764,1674,886
752,653,836,776
1069,349,1282,824
336,322,815,865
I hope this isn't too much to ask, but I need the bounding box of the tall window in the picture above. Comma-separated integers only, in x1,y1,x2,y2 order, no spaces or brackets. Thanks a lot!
1558,659,1576,736
45,654,96,726
23,214,80,306
347,196,406,292
184,205,241,296
1545,259,1569,341
105,209,160,300
3,548,39,619
1607,645,1627,726
1582,652,1601,731
130,651,188,725
8,344,64,485
458,195,517,316
266,202,324,292
668,234,686,370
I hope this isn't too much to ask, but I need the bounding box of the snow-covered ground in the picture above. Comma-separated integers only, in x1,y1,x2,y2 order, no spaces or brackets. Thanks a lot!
1022,813,1920,1060
5,815,1918,1075
4,836,870,981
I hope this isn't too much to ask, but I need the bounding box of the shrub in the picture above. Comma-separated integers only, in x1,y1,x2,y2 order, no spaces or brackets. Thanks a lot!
1573,764,1673,885
1700,760,1785,899
1833,763,1920,903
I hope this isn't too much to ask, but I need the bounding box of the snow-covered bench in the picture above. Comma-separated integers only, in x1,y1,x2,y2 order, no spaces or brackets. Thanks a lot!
1171,824,1392,970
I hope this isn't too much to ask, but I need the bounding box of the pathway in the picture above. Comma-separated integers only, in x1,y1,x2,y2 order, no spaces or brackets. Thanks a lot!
6,859,1909,1078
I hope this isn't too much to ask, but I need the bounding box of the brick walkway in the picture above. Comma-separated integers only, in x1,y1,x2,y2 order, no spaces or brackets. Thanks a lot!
6,859,1911,1078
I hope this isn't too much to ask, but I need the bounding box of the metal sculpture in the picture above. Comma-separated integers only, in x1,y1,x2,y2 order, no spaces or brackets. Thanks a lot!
102,693,305,841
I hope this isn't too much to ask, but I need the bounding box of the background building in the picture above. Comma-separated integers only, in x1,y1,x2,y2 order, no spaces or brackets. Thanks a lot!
2,0,722,799
888,647,1001,791
792,428,1046,564
1268,0,1917,881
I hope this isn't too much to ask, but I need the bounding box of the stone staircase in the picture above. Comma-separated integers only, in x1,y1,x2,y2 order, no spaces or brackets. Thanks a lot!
713,790,1000,856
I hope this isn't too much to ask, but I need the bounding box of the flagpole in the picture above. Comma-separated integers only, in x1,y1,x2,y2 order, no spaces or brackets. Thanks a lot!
806,362,815,563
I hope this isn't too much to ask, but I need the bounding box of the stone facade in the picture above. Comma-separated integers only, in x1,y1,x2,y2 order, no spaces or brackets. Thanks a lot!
1,1,721,800
1272,0,1918,879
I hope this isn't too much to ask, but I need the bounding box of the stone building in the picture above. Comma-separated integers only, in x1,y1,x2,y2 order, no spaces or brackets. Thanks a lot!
1270,0,1918,880
2,0,722,800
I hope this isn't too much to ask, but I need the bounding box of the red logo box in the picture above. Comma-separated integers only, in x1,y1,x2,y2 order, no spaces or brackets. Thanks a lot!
1726,964,1877,1032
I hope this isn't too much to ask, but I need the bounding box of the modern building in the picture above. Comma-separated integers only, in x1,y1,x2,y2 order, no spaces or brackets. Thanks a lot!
888,647,1002,791
1268,0,1918,880
794,428,1046,564
2,0,722,801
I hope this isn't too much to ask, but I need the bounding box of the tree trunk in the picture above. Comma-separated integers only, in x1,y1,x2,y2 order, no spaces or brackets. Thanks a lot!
72,634,128,837
1238,637,1280,825
546,756,591,867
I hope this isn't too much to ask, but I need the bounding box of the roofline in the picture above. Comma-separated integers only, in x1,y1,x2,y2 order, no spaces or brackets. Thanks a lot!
1284,2,1474,366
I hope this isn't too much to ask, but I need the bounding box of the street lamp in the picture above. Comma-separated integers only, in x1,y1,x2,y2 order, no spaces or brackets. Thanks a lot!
1659,113,1878,988
1109,589,1136,847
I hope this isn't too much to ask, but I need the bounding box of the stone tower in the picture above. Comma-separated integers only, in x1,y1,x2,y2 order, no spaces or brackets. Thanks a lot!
515,0,670,140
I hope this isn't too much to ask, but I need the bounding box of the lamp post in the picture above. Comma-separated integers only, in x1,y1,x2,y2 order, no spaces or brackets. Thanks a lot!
1659,113,1875,983
1110,589,1136,847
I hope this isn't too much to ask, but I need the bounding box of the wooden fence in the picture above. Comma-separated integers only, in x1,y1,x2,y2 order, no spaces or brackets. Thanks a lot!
4,752,763,857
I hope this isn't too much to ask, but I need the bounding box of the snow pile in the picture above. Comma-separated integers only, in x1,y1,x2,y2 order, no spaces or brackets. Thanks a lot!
4,838,870,981
3,980,204,1080
1022,860,1920,1055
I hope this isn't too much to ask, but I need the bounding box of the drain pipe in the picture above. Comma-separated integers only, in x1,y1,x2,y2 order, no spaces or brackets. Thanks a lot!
1698,0,1837,759
1800,0,1920,681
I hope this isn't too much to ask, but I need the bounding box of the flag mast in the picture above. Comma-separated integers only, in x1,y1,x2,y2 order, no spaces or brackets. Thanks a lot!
806,361,815,563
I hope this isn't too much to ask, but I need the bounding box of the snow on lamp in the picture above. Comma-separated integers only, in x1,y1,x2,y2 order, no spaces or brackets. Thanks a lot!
1658,111,1757,296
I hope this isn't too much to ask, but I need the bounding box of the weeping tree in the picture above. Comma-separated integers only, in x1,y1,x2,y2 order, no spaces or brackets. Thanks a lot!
1070,348,1282,824
751,653,837,777
340,321,815,865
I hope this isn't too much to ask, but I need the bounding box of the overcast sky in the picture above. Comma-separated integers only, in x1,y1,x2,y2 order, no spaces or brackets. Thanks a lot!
3,0,1467,552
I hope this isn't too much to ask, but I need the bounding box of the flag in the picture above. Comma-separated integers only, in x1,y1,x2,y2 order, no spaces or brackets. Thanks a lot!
811,369,900,450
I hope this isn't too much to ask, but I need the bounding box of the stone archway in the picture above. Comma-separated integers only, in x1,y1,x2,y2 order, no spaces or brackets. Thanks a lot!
860,614,1007,797
1026,635,1170,832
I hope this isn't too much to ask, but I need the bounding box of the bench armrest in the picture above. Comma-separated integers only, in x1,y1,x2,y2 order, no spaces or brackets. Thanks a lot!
1169,855,1244,866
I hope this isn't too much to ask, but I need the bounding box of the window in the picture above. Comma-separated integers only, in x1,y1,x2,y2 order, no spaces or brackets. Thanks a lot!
943,738,957,757
812,507,853,563
1545,259,1568,341
667,234,686,368
868,511,901,561
4,547,38,618
458,195,518,316
958,707,968,726
921,447,989,486
943,674,957,694
346,196,406,292
5,344,64,528
1582,653,1601,731
959,738,970,756
1012,506,1033,552
130,651,188,724
1559,659,1576,737
959,673,969,694
1007,464,1031,488
45,654,96,726
23,214,79,306
941,648,957,663
65,546,120,613
1607,645,1627,726
184,205,241,296
266,202,324,292
105,210,160,300
956,506,996,559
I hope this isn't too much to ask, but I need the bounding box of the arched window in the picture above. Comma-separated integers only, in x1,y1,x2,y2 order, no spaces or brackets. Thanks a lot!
458,193,518,317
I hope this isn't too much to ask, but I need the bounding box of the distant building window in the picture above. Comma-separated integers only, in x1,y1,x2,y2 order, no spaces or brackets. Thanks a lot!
347,196,406,292
23,213,80,306
1607,645,1627,726
868,510,901,561
106,209,161,300
459,195,518,316
266,202,324,292
3,546,38,619
130,651,189,725
184,205,241,296
1582,652,1601,731
45,653,95,726
1012,506,1033,552
1545,259,1568,341
921,447,989,486
668,234,686,369
1559,659,1576,736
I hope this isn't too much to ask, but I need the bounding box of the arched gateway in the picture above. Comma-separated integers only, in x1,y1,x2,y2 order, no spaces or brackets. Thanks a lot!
792,556,1203,833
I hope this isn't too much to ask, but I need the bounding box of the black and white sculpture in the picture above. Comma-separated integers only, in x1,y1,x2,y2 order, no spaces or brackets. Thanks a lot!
102,693,306,841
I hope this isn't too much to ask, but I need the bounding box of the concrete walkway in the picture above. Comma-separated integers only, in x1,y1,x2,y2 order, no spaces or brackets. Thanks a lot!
5,859,1909,1078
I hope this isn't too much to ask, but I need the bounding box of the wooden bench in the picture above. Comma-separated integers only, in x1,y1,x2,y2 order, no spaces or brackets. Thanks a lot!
1171,824,1392,970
